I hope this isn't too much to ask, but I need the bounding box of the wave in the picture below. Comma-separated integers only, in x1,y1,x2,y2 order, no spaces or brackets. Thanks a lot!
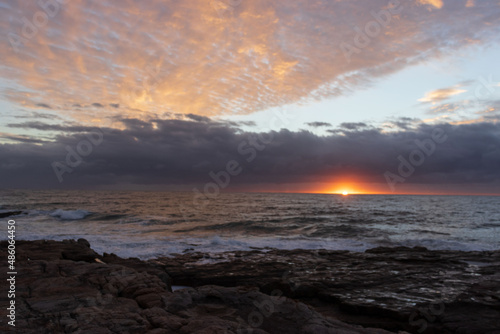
50,209,92,220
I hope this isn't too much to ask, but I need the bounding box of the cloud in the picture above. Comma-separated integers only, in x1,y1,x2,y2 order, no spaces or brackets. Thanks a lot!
1,117,499,193
185,114,211,122
1,0,499,124
389,117,420,130
418,87,467,104
466,0,475,8
35,103,52,109
427,103,462,114
0,132,46,144
14,112,62,120
417,0,444,9
326,121,375,134
339,122,368,130
306,122,332,128
7,121,102,133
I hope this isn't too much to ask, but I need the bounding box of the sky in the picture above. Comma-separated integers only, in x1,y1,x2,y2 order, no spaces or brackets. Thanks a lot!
1,0,500,195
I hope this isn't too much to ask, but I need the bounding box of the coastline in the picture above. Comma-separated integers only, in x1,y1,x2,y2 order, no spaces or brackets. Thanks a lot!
1,239,499,333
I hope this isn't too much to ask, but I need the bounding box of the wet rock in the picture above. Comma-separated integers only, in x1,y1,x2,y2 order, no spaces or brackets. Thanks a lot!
3,239,497,333
0,240,396,334
161,247,500,333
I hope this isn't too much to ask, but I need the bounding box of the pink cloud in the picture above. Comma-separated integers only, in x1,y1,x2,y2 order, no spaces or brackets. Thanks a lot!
0,0,499,125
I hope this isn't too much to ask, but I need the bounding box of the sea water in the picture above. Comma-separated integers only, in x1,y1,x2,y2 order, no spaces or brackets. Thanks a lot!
1,190,499,259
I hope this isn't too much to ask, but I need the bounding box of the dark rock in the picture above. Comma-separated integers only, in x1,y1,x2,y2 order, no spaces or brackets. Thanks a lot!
77,238,91,248
0,210,23,218
102,252,172,288
0,240,397,334
4,240,498,333
160,247,500,333
14,239,101,262
162,285,394,334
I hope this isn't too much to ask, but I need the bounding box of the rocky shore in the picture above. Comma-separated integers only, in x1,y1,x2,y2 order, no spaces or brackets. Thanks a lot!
1,239,499,333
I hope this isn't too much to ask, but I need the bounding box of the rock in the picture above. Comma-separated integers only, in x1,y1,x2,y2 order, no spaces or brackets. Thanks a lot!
3,240,498,333
102,252,172,288
160,247,500,333
161,285,392,334
0,240,396,334
14,239,101,262
77,238,91,248
0,210,23,218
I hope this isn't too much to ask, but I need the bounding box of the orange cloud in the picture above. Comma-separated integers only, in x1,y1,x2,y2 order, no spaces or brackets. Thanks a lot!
418,87,467,104
417,0,444,9
0,0,498,126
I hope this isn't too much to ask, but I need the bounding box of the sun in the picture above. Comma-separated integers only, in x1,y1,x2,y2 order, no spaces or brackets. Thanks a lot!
342,191,349,196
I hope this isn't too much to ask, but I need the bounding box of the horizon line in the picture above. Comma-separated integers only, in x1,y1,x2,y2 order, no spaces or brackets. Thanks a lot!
2,188,499,197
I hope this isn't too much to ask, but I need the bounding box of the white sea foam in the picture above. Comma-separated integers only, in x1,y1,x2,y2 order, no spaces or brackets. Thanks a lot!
48,235,375,260
14,229,498,260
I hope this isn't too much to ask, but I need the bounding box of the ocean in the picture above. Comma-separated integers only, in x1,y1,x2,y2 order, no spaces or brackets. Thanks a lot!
1,190,499,259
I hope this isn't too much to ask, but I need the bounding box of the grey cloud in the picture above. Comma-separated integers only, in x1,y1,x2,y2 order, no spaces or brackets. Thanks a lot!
185,114,211,122
14,112,62,120
8,121,102,133
35,103,51,109
237,121,257,127
385,117,420,130
339,122,368,130
0,132,46,144
306,122,332,128
1,118,499,191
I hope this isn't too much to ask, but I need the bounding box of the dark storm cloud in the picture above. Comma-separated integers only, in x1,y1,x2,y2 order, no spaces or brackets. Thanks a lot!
0,119,500,188
0,118,499,190
306,122,332,128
